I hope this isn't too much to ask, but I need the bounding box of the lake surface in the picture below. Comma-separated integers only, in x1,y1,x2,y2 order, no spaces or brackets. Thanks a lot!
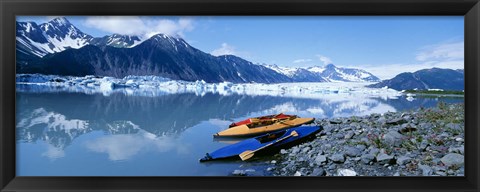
16,88,464,176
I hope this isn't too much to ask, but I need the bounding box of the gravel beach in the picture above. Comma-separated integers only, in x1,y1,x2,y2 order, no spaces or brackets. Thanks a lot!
266,102,465,176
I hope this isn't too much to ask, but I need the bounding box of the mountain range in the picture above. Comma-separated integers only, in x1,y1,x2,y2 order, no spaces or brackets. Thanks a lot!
367,68,464,91
265,63,380,82
16,17,380,84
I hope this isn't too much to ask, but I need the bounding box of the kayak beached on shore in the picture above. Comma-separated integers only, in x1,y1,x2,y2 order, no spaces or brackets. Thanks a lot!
214,116,315,137
200,125,322,162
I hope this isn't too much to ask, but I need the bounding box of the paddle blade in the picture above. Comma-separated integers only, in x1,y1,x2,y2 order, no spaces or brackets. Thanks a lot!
239,150,255,161
291,130,299,137
239,131,298,161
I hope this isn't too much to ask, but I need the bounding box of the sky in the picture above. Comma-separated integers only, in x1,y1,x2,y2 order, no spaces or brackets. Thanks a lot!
17,16,464,80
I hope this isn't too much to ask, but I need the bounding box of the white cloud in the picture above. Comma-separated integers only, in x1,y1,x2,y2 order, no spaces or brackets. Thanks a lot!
416,41,464,61
293,59,312,64
316,55,333,65
85,130,183,161
360,41,464,80
84,16,194,38
211,43,237,56
42,143,65,160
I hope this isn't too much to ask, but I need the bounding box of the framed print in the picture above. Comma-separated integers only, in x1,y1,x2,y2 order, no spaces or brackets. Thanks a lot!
1,0,479,191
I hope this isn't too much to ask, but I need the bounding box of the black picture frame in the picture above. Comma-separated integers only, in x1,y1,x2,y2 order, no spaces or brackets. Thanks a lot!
1,0,479,191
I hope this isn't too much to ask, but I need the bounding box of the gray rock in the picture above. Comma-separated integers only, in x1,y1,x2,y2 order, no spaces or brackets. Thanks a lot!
356,144,367,151
328,164,336,170
383,131,405,147
361,154,376,164
419,164,433,176
440,153,464,167
330,119,343,124
396,156,412,165
294,171,303,176
435,170,447,176
448,146,464,155
402,114,412,120
446,123,463,132
323,126,334,134
334,133,345,139
376,153,395,165
433,166,447,172
345,147,362,157
378,116,387,124
399,124,417,133
337,168,357,176
232,170,246,176
311,168,325,176
280,149,288,154
419,141,430,151
291,147,300,154
447,170,455,175
315,155,327,165
360,137,370,144
369,148,380,156
386,117,407,125
329,153,345,163
344,131,355,139
302,147,311,153
420,122,435,129
433,166,447,176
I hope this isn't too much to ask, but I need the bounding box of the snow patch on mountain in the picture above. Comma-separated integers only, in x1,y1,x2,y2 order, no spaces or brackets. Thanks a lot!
17,17,93,57
306,66,326,73
264,64,299,78
263,64,380,82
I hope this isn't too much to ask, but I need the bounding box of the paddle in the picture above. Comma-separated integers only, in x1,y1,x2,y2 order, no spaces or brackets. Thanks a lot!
238,131,299,161
278,120,294,126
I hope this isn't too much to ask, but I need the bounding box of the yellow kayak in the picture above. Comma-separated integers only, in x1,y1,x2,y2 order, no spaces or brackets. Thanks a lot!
214,117,315,137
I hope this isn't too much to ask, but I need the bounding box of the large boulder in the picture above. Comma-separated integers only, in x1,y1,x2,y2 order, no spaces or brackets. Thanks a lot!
440,153,464,167
383,131,405,147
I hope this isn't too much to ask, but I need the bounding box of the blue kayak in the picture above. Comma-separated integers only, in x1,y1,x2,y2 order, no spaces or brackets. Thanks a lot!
199,125,322,162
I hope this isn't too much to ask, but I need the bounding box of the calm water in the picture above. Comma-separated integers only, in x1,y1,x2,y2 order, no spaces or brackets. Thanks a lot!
16,90,463,176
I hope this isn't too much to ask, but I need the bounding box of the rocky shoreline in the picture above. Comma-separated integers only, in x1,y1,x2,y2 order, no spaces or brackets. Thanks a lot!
266,102,465,176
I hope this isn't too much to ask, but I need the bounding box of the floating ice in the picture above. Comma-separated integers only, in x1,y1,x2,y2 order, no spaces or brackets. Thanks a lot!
16,74,403,99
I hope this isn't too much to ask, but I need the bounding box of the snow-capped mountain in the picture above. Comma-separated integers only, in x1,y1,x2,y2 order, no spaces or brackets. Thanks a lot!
18,33,292,83
16,17,379,84
265,64,327,82
16,17,145,58
264,63,379,82
90,34,143,48
367,68,464,91
317,64,380,82
16,17,94,57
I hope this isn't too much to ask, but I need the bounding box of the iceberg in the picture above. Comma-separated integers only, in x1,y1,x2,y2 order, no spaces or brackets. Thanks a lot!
16,74,402,99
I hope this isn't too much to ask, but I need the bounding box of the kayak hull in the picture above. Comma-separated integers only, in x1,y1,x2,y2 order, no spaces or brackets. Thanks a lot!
228,113,296,128
200,125,322,162
214,117,315,137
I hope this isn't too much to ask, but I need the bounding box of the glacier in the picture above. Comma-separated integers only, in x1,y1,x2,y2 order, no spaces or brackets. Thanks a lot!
16,74,402,99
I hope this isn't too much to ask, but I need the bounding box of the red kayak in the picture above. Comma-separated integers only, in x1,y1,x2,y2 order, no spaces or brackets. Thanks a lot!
228,113,297,128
